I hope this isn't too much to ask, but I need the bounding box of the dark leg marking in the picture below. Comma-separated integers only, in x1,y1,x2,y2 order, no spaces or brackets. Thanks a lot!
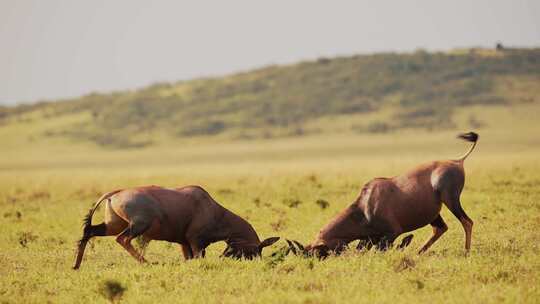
443,192,473,252
397,234,414,250
181,243,194,260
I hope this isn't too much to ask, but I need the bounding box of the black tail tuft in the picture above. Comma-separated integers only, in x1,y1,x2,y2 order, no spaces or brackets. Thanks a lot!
78,208,97,246
457,131,478,143
74,192,117,270
82,209,93,233
82,209,92,227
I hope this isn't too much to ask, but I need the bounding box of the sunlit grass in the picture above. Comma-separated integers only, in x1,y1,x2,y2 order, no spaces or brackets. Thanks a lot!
1,102,540,303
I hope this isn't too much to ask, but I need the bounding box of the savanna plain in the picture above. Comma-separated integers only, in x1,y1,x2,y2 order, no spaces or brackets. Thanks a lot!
1,102,539,304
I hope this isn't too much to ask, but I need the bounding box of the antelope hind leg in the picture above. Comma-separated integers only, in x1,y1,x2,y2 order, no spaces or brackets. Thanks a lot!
116,220,151,263
418,215,448,254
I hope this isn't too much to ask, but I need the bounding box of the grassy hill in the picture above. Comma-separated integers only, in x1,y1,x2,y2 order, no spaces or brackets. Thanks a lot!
2,47,540,148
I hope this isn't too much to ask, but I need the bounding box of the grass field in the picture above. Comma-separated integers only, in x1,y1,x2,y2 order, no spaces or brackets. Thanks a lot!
1,103,540,303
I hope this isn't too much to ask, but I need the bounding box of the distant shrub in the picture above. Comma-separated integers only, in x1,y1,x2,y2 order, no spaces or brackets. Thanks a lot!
351,121,393,134
336,102,373,114
395,107,437,120
98,280,126,303
366,122,392,133
317,57,331,64
315,199,330,209
283,198,302,208
285,125,308,137
270,218,287,231
468,115,485,129
91,134,152,149
178,120,226,137
394,106,455,130
18,231,38,248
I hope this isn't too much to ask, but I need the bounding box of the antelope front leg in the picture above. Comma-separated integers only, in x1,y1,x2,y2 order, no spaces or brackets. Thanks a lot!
356,237,375,251
187,238,207,258
180,243,194,260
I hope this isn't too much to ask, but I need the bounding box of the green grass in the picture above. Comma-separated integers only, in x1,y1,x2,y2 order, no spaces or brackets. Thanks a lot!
1,100,540,303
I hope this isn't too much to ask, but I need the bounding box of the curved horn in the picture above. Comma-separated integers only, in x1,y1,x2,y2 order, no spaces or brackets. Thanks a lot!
292,240,306,252
285,239,298,255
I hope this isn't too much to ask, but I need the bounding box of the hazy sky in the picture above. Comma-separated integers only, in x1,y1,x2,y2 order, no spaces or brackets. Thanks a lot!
1,1,539,105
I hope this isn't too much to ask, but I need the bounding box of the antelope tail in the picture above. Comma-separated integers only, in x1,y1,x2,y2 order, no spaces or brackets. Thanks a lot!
73,189,122,270
81,189,123,235
456,132,479,162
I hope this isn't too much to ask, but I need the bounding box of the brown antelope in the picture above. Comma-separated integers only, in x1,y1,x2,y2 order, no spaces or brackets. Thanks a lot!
288,132,479,258
73,185,279,269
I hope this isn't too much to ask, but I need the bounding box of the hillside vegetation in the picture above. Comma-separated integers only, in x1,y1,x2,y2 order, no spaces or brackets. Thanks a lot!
1,48,540,148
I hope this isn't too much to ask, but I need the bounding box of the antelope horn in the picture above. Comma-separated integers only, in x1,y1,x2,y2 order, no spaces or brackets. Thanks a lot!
285,239,298,255
292,240,306,252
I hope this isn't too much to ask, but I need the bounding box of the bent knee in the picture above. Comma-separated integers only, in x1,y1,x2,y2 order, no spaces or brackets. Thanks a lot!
439,224,449,233
460,217,473,230
116,234,131,245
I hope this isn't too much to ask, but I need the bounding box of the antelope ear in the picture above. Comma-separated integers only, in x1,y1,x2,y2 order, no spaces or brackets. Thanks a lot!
259,237,280,249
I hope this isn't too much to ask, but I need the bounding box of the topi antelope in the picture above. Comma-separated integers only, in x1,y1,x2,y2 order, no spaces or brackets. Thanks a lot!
73,185,279,269
288,132,479,258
